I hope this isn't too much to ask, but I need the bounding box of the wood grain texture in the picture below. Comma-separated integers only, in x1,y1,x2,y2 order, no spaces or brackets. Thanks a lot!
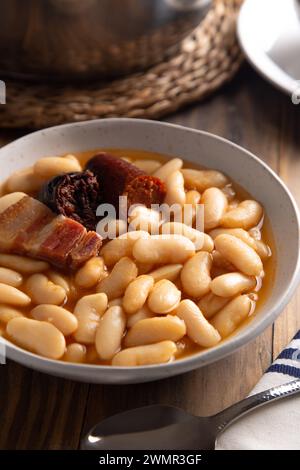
0,363,89,449
0,65,299,449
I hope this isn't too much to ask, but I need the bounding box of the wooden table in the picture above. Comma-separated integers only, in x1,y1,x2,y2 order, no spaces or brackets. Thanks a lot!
0,64,300,450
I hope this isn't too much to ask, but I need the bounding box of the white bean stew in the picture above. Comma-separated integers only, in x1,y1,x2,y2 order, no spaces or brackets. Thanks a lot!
0,149,275,366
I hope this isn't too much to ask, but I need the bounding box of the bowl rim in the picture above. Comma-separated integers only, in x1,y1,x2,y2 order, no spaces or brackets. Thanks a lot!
1,118,300,377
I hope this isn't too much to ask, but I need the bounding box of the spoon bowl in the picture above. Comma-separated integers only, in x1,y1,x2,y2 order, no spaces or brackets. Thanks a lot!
81,405,215,450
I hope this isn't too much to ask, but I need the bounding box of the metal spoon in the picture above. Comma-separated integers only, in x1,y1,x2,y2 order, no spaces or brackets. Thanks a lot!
81,379,300,450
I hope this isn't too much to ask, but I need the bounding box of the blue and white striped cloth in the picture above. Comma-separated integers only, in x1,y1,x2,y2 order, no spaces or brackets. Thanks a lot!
267,331,300,378
217,331,300,450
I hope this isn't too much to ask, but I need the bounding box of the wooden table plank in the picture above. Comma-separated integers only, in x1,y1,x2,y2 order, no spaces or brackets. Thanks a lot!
273,103,300,356
0,363,89,449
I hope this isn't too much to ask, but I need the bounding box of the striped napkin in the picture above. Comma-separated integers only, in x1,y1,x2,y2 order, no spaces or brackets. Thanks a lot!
216,331,300,450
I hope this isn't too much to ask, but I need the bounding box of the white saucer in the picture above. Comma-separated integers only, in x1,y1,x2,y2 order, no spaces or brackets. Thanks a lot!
238,0,300,97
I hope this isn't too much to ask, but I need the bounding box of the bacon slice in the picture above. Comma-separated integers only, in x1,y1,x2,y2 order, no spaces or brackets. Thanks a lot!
39,216,86,268
68,231,102,269
0,195,102,270
0,196,49,252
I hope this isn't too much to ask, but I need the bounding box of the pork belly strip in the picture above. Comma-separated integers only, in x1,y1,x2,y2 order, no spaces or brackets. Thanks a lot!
0,196,50,252
0,195,102,269
39,216,86,268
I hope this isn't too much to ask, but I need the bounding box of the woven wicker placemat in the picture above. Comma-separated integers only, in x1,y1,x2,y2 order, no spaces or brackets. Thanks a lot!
0,0,243,129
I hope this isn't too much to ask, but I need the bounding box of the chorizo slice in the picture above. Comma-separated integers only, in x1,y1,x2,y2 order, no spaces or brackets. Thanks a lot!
85,153,166,211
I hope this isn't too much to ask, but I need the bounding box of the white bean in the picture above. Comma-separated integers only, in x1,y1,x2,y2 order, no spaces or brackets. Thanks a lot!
149,264,183,283
128,206,161,234
0,283,31,306
48,271,71,294
209,228,257,251
161,222,204,251
148,280,181,314
112,341,177,366
202,234,214,253
0,183,5,197
31,305,78,336
127,305,154,328
133,159,161,174
63,343,87,363
254,240,272,260
96,218,127,240
73,293,108,344
124,315,186,347
75,257,107,288
185,190,201,206
210,272,256,297
0,254,49,273
164,170,186,206
181,169,228,191
198,293,230,319
95,306,126,360
0,267,23,287
0,192,26,214
101,231,149,266
26,274,66,305
34,156,81,179
133,234,195,264
221,200,263,229
0,305,24,324
180,252,212,298
118,230,150,241
97,257,138,300
123,275,154,315
182,190,201,226
202,187,228,230
63,154,81,167
175,300,221,347
6,168,45,193
153,158,183,182
7,317,66,359
211,295,252,338
214,234,263,276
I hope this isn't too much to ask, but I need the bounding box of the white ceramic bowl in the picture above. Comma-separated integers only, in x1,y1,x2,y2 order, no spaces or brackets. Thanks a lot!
0,118,299,383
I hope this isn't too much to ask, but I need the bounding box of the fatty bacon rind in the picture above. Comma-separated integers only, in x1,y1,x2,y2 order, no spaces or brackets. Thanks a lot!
85,153,166,212
0,195,102,270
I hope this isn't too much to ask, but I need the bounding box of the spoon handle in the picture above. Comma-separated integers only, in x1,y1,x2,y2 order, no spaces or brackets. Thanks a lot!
214,379,300,433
